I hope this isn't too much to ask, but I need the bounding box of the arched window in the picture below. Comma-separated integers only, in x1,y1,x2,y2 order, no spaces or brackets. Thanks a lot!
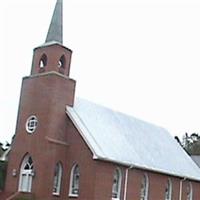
112,168,122,199
140,174,149,200
69,164,80,196
25,115,38,134
165,179,172,200
39,54,47,68
186,182,193,200
58,55,65,68
53,162,62,195
18,154,34,193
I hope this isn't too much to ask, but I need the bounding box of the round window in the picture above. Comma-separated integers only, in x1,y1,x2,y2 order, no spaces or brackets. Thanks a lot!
26,115,38,134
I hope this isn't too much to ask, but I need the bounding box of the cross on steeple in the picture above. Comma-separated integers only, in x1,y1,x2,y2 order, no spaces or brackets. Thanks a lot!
45,0,63,44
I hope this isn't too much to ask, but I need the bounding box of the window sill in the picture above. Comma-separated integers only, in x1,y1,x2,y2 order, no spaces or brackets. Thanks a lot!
68,194,79,198
52,192,60,196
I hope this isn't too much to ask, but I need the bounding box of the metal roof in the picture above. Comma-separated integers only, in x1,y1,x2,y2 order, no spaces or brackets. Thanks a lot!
45,0,63,44
191,155,200,168
66,98,200,181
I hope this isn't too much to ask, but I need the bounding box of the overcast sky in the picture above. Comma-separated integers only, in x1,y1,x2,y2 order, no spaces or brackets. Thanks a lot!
1,0,200,143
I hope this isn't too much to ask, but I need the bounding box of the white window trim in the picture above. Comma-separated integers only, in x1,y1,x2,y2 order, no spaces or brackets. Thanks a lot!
52,162,62,196
68,193,79,198
112,168,122,200
187,182,193,200
165,178,172,200
68,164,80,197
140,174,149,200
18,155,34,193
52,192,60,196
25,115,38,134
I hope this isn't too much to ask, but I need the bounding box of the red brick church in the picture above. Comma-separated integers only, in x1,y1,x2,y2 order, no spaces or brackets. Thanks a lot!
2,0,200,199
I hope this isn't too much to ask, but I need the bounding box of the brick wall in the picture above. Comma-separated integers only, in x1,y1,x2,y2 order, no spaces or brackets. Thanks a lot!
3,43,200,200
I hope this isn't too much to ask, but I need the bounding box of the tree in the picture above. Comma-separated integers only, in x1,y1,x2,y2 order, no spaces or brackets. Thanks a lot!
0,143,5,158
0,141,10,191
176,133,200,155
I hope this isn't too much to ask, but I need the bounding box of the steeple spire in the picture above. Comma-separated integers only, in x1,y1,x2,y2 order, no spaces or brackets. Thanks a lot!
45,0,63,44
32,0,73,77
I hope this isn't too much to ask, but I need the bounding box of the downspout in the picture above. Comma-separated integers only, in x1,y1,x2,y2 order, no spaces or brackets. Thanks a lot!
123,165,134,200
179,177,186,200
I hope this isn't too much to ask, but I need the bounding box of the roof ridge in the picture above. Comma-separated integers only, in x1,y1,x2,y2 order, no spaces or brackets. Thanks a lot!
75,97,167,131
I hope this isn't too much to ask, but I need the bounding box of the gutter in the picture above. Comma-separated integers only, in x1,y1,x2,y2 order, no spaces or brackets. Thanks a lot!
66,106,200,182
95,155,200,182
123,165,134,200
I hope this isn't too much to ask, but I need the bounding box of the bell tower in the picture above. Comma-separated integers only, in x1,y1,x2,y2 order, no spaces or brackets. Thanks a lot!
4,0,76,199
31,0,72,77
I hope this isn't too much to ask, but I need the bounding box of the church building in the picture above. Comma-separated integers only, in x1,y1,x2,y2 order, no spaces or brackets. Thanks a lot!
1,0,200,199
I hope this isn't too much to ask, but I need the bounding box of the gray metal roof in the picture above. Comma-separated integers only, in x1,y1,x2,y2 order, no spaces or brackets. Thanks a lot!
191,155,200,168
66,98,200,181
45,0,63,44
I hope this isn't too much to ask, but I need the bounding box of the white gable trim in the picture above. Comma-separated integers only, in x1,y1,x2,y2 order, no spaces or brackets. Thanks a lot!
66,106,103,160
66,105,200,182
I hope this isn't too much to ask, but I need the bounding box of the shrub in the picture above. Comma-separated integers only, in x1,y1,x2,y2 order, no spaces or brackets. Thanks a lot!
0,161,7,190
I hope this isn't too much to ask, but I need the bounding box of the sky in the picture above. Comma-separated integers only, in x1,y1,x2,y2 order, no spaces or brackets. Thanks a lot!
1,0,200,144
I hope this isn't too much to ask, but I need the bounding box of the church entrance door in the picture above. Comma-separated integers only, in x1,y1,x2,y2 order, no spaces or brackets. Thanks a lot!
18,155,34,193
